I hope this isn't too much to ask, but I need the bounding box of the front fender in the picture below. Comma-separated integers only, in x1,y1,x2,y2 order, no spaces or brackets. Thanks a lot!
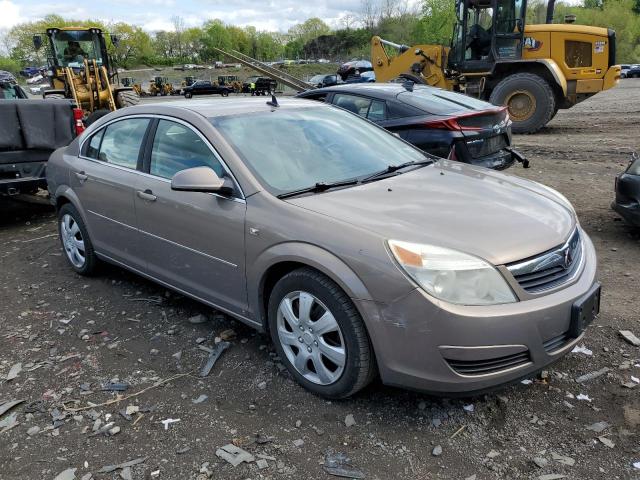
248,241,374,329
532,59,567,96
52,185,94,237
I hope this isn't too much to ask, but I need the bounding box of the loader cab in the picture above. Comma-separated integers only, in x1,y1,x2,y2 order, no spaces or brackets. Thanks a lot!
42,28,111,73
449,0,527,73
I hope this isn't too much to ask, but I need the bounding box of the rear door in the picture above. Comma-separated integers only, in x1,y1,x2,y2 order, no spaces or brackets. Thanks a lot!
134,118,248,314
70,117,150,269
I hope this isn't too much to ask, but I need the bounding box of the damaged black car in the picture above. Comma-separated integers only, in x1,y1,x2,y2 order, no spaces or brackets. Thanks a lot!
612,153,640,227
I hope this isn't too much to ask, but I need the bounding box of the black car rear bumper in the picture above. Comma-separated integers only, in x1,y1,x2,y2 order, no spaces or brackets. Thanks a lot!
464,147,528,170
612,200,640,226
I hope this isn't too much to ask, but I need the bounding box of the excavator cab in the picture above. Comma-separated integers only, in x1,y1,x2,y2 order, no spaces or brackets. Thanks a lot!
449,0,527,72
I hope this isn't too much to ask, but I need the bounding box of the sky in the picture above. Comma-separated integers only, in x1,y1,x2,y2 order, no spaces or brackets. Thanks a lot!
0,0,418,33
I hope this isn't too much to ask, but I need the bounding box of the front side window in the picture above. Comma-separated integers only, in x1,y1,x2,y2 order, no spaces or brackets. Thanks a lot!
98,118,149,169
85,129,104,159
150,120,224,179
211,106,428,195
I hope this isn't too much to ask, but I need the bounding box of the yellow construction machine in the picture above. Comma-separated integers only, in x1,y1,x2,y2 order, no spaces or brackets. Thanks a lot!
120,76,143,96
372,0,620,133
148,76,177,96
33,27,140,123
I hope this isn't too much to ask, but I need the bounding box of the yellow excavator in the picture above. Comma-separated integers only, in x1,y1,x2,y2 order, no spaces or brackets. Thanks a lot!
372,0,620,133
33,27,140,124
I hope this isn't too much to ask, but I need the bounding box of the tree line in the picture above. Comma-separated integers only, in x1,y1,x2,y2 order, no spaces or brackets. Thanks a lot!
0,0,638,75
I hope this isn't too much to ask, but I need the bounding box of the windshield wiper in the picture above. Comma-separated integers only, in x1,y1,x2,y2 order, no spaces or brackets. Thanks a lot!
277,179,360,199
361,158,434,183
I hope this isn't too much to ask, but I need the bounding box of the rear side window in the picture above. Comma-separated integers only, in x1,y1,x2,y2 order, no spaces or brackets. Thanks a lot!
98,118,149,169
149,120,224,179
565,40,592,68
367,100,387,121
333,93,372,117
85,130,104,159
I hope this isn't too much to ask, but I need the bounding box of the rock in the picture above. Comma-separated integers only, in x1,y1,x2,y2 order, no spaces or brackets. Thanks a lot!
6,363,22,381
598,436,615,448
192,394,208,404
125,406,139,416
533,457,549,468
27,426,40,436
215,444,255,466
172,351,182,360
119,467,133,480
256,458,269,469
54,468,77,480
344,414,356,427
432,445,442,456
80,474,93,480
586,421,609,433
220,329,236,341
323,451,365,479
538,475,567,480
620,330,640,346
150,348,159,355
293,438,304,448
98,457,148,474
463,404,474,412
109,426,121,435
486,450,500,459
575,367,610,383
295,420,302,428
189,314,208,324
551,452,575,466
432,418,442,428
258,381,267,390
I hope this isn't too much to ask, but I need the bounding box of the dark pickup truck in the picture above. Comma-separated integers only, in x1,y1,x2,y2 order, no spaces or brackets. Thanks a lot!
183,80,233,98
0,99,79,195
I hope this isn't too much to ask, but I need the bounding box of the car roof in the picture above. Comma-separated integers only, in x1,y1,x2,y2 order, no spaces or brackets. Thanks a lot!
299,83,431,99
115,97,329,119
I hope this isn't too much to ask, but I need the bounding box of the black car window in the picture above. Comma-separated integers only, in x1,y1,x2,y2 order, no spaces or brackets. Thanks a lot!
150,120,224,180
98,118,149,169
387,100,423,119
333,93,372,117
367,100,386,121
84,129,104,159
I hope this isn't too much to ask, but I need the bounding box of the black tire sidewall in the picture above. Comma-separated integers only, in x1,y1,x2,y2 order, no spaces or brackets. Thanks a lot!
489,73,556,134
58,204,98,275
267,269,369,399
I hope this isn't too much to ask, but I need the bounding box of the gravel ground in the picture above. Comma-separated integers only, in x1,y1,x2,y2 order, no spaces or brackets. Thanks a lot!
1,80,639,480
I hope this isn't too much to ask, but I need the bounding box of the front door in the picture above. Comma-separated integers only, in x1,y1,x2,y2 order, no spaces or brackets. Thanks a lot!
69,117,150,269
134,118,247,314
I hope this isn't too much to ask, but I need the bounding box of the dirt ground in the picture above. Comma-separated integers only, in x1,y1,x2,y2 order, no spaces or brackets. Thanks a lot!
1,80,639,480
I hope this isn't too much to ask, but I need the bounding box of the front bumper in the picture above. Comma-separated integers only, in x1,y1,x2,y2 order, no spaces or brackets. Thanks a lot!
355,232,598,395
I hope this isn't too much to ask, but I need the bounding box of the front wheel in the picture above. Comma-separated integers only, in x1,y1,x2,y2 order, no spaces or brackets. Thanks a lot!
57,203,99,275
489,73,556,134
268,268,376,399
221,90,229,97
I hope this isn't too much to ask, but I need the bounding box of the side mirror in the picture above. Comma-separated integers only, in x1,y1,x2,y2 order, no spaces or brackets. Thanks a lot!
110,34,120,47
171,166,234,195
33,35,43,51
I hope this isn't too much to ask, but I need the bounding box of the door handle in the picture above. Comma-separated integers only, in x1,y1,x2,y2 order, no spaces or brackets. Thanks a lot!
136,189,157,202
75,171,88,183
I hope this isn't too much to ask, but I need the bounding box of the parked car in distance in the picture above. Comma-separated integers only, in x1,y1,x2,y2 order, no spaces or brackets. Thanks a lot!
47,98,599,399
620,65,631,78
0,71,28,99
626,65,640,78
309,74,339,88
183,80,232,98
612,153,640,227
241,76,277,95
297,83,525,170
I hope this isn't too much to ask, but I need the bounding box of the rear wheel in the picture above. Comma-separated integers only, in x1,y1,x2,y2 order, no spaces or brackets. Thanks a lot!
116,89,140,108
489,73,556,134
268,268,376,399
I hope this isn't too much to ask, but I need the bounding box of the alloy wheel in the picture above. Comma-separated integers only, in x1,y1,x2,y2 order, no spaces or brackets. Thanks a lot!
60,213,86,269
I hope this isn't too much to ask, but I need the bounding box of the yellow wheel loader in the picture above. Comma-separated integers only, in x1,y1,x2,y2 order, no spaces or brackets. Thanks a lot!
371,0,620,133
148,76,176,96
120,76,143,97
33,27,140,124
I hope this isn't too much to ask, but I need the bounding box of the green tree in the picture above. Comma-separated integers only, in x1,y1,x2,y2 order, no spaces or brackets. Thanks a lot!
414,0,456,46
288,18,331,45
108,23,153,67
202,19,231,61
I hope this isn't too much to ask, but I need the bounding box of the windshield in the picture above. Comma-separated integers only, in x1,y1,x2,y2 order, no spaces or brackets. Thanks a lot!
310,75,325,83
211,106,429,196
0,84,20,99
51,30,103,68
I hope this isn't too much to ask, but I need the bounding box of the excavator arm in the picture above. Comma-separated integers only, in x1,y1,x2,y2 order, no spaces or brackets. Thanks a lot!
371,36,453,89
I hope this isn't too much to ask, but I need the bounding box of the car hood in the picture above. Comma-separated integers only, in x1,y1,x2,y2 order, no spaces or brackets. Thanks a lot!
286,161,576,266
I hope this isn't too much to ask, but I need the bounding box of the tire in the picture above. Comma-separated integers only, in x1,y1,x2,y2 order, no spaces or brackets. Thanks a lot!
268,268,376,399
85,109,110,126
57,203,99,275
116,89,140,108
221,90,229,97
489,73,556,134
185,92,192,99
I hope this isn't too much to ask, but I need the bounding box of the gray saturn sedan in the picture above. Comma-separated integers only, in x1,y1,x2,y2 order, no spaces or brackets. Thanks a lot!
47,97,600,399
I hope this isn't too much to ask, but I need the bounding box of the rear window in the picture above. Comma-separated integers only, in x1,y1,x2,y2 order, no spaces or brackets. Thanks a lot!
398,88,492,115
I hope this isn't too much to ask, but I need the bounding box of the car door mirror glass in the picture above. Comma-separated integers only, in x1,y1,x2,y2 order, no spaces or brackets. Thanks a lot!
171,166,233,195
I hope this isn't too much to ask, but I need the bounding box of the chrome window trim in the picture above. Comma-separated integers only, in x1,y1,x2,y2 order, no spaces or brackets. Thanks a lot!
78,113,246,201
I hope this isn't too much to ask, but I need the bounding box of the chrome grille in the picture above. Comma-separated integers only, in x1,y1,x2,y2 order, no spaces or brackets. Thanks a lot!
507,228,582,293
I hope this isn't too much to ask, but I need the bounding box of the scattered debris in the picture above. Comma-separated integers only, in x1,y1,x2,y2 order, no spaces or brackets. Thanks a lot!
532,457,548,468
192,394,208,404
571,344,593,356
219,329,236,341
551,452,575,466
586,421,609,433
619,330,640,347
200,341,230,377
160,418,180,430
27,426,40,436
463,404,474,412
215,444,255,467
576,394,592,402
598,436,615,448
575,367,610,383
0,399,25,418
344,414,356,427
538,475,567,480
293,438,304,448
97,457,148,473
432,445,443,456
6,363,22,381
486,450,500,459
101,382,129,392
323,451,365,479
53,468,77,480
188,314,208,324
521,379,533,385
633,461,640,470
256,458,269,469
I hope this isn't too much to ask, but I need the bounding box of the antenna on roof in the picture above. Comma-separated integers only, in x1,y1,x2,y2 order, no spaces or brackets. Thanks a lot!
402,79,414,92
266,91,279,108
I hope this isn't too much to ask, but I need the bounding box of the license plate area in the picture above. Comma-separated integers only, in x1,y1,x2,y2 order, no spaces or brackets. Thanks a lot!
569,283,601,338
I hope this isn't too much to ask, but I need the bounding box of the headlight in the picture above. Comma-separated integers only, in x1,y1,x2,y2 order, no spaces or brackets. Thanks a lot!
388,240,517,306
